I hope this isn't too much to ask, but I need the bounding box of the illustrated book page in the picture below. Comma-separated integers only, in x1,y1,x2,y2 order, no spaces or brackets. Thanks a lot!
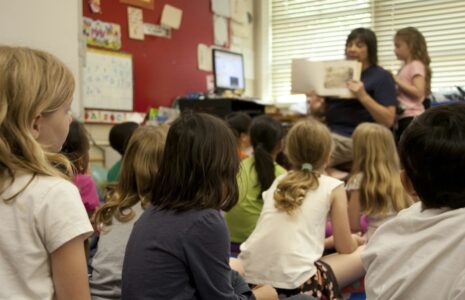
291,59,362,99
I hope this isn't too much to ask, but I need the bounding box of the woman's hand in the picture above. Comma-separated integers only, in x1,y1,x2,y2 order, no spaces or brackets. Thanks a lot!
347,80,368,100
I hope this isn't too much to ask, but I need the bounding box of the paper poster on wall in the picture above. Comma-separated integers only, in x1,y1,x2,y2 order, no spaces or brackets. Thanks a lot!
213,15,228,46
83,48,133,111
230,0,246,23
231,20,247,38
83,17,122,50
161,4,183,30
197,44,212,71
212,0,231,17
144,23,171,38
128,7,144,40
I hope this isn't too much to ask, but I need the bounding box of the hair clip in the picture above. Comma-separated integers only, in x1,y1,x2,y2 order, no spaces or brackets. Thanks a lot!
301,163,313,172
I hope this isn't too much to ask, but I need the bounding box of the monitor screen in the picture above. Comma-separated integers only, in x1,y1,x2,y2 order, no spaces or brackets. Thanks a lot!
212,49,245,94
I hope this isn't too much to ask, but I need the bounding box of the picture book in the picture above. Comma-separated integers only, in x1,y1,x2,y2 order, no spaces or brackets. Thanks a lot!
291,59,362,98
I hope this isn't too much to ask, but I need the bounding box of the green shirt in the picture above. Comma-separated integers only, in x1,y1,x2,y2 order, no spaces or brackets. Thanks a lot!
107,160,122,183
225,157,286,243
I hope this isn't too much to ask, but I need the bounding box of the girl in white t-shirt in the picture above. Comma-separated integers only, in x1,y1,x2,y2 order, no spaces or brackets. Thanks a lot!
0,46,93,300
393,26,432,142
347,123,413,240
239,117,365,299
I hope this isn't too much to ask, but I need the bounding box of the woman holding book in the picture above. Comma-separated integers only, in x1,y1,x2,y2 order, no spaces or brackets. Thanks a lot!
308,28,397,168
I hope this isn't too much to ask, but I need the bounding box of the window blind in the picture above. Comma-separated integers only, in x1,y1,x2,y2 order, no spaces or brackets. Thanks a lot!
374,0,465,93
271,0,372,102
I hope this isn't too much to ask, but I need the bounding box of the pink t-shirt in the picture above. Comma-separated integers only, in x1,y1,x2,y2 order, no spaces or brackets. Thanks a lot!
397,60,426,118
74,174,100,213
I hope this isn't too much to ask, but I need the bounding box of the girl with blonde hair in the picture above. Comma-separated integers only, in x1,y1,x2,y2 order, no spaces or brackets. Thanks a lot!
90,125,167,299
239,117,365,299
393,26,432,141
347,123,413,240
0,46,93,299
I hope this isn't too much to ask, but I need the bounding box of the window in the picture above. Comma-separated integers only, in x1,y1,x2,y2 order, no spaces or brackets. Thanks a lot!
269,0,465,102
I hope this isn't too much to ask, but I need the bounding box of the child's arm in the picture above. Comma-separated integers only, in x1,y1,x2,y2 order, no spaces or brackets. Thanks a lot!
394,74,426,100
348,190,362,232
331,185,362,254
51,235,91,300
252,285,278,300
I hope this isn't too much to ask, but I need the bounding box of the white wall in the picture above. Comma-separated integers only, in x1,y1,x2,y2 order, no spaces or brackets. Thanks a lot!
0,0,83,117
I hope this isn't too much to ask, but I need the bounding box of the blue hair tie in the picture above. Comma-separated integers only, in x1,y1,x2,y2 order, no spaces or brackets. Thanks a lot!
301,163,313,172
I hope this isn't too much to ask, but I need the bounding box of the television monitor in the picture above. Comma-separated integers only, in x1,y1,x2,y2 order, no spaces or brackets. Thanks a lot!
212,48,245,95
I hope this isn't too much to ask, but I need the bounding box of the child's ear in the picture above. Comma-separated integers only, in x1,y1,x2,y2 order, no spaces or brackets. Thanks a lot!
31,115,42,139
400,170,418,197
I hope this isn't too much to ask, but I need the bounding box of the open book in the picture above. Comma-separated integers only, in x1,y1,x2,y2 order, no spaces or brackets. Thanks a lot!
291,59,362,99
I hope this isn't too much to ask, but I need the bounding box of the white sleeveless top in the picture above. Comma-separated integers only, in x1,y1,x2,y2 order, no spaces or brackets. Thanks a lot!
239,173,343,289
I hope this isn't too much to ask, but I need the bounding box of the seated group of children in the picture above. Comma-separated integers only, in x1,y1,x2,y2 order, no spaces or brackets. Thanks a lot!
1,47,463,300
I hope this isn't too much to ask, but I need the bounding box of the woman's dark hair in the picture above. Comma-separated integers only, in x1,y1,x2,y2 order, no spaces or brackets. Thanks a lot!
61,119,90,174
250,115,284,197
399,103,465,209
109,122,139,155
151,112,240,212
225,112,252,138
346,27,378,66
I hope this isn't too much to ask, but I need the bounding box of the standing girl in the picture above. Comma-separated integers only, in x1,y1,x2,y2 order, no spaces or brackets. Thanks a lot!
393,26,432,141
225,115,286,251
90,125,167,299
239,118,365,299
347,123,413,240
121,113,277,299
0,46,93,299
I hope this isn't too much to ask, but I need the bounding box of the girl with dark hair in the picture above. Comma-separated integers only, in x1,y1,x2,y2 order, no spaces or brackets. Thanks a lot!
225,115,286,253
121,113,278,300
309,27,397,168
61,119,100,216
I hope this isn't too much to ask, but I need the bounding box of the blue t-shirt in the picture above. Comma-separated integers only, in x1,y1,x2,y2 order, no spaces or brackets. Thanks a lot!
325,65,396,137
122,206,255,300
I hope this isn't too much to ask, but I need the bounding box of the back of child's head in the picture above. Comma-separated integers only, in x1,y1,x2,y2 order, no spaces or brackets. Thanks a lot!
95,125,168,227
351,123,412,215
151,112,240,212
0,46,74,187
249,114,284,196
61,119,90,174
225,112,252,138
274,117,332,214
395,26,431,94
109,122,139,156
399,104,465,209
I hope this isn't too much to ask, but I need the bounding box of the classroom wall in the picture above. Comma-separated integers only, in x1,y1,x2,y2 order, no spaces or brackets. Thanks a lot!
0,0,83,117
83,0,216,112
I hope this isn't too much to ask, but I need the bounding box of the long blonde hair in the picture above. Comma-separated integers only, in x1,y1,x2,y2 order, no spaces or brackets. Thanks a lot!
94,125,168,227
274,118,332,215
0,46,75,201
350,123,413,216
395,27,432,95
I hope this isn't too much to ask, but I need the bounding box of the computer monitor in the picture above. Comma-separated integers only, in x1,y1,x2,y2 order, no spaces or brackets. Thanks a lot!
212,48,245,95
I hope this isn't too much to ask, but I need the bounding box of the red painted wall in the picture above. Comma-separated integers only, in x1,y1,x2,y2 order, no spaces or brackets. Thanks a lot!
83,0,214,112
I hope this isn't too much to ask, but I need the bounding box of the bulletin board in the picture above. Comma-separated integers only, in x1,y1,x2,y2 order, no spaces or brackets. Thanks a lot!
83,48,134,111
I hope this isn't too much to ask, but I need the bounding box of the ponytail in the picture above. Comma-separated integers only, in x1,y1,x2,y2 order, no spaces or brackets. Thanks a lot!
249,115,284,199
274,169,320,215
254,143,276,197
